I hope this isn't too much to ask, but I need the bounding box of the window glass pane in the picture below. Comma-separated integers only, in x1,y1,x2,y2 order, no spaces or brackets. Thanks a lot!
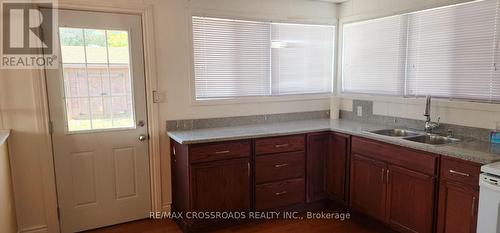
87,64,107,97
342,15,407,95
60,28,85,63
90,97,113,129
59,27,135,132
271,23,334,95
107,30,130,64
84,29,108,64
109,64,131,96
62,64,88,98
112,96,134,128
66,98,90,131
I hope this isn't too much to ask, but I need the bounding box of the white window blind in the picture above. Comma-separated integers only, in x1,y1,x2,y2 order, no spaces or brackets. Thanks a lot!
193,17,271,99
406,0,500,102
271,23,334,95
342,15,407,95
341,0,500,103
192,16,335,99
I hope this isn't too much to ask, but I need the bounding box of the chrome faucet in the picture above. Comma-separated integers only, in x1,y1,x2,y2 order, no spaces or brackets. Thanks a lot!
424,95,440,133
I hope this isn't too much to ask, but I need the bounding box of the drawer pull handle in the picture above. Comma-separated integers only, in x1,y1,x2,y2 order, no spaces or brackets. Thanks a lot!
275,191,288,196
449,169,470,177
215,150,230,154
381,168,385,183
386,169,390,184
472,196,476,217
275,144,289,148
274,163,289,168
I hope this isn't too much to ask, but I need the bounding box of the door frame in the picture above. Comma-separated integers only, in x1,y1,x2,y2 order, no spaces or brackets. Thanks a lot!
35,1,161,232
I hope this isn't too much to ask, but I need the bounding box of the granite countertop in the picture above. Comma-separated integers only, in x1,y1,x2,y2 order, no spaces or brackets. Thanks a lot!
168,119,500,164
0,130,10,145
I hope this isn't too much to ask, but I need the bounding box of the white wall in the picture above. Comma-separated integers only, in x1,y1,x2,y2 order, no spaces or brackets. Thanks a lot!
337,0,500,130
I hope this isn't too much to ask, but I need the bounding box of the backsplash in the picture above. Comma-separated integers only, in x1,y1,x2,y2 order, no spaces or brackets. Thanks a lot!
341,99,493,142
167,110,330,131
167,100,492,142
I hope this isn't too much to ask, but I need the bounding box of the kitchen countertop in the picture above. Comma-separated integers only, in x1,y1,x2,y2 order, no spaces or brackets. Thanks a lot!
0,130,10,146
167,118,500,164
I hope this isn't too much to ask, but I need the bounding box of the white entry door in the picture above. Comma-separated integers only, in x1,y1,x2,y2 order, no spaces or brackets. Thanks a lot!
44,9,151,233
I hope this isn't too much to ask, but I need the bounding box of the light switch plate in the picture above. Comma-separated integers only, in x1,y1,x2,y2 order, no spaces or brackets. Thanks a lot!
153,91,165,103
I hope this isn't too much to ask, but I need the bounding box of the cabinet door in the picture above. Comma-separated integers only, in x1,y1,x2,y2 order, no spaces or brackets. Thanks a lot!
306,132,329,202
437,181,478,233
387,165,436,233
191,158,251,212
350,154,387,222
326,133,349,203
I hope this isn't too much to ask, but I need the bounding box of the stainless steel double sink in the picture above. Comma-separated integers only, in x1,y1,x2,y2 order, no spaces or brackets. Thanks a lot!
368,129,460,145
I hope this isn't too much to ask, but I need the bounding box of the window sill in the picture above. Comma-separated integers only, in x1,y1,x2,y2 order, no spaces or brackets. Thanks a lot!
191,93,332,106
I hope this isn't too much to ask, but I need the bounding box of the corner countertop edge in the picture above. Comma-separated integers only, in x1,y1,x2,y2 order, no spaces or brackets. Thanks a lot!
167,119,500,165
0,130,10,146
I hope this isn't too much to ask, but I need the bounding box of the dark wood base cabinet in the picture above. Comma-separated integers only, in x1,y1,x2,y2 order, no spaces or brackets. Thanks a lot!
350,137,437,233
306,132,329,202
387,165,435,233
327,132,350,204
170,131,481,233
190,158,251,212
436,157,480,233
350,154,387,222
255,135,306,210
171,139,252,231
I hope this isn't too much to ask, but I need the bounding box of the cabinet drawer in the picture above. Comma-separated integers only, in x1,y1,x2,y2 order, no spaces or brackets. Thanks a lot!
255,135,305,155
256,151,305,184
441,157,480,187
189,140,251,163
255,178,305,210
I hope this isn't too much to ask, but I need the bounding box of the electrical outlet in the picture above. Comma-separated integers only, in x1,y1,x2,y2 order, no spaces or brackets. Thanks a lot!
357,106,363,117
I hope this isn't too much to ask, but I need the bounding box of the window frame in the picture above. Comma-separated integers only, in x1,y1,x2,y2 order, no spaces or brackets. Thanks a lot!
339,0,500,104
58,27,137,134
188,14,337,104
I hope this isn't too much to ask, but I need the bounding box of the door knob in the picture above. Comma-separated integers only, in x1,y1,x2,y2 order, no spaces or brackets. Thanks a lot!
139,135,147,141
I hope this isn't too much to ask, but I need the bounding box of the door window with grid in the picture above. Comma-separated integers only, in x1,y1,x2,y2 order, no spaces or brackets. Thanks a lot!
59,28,135,132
